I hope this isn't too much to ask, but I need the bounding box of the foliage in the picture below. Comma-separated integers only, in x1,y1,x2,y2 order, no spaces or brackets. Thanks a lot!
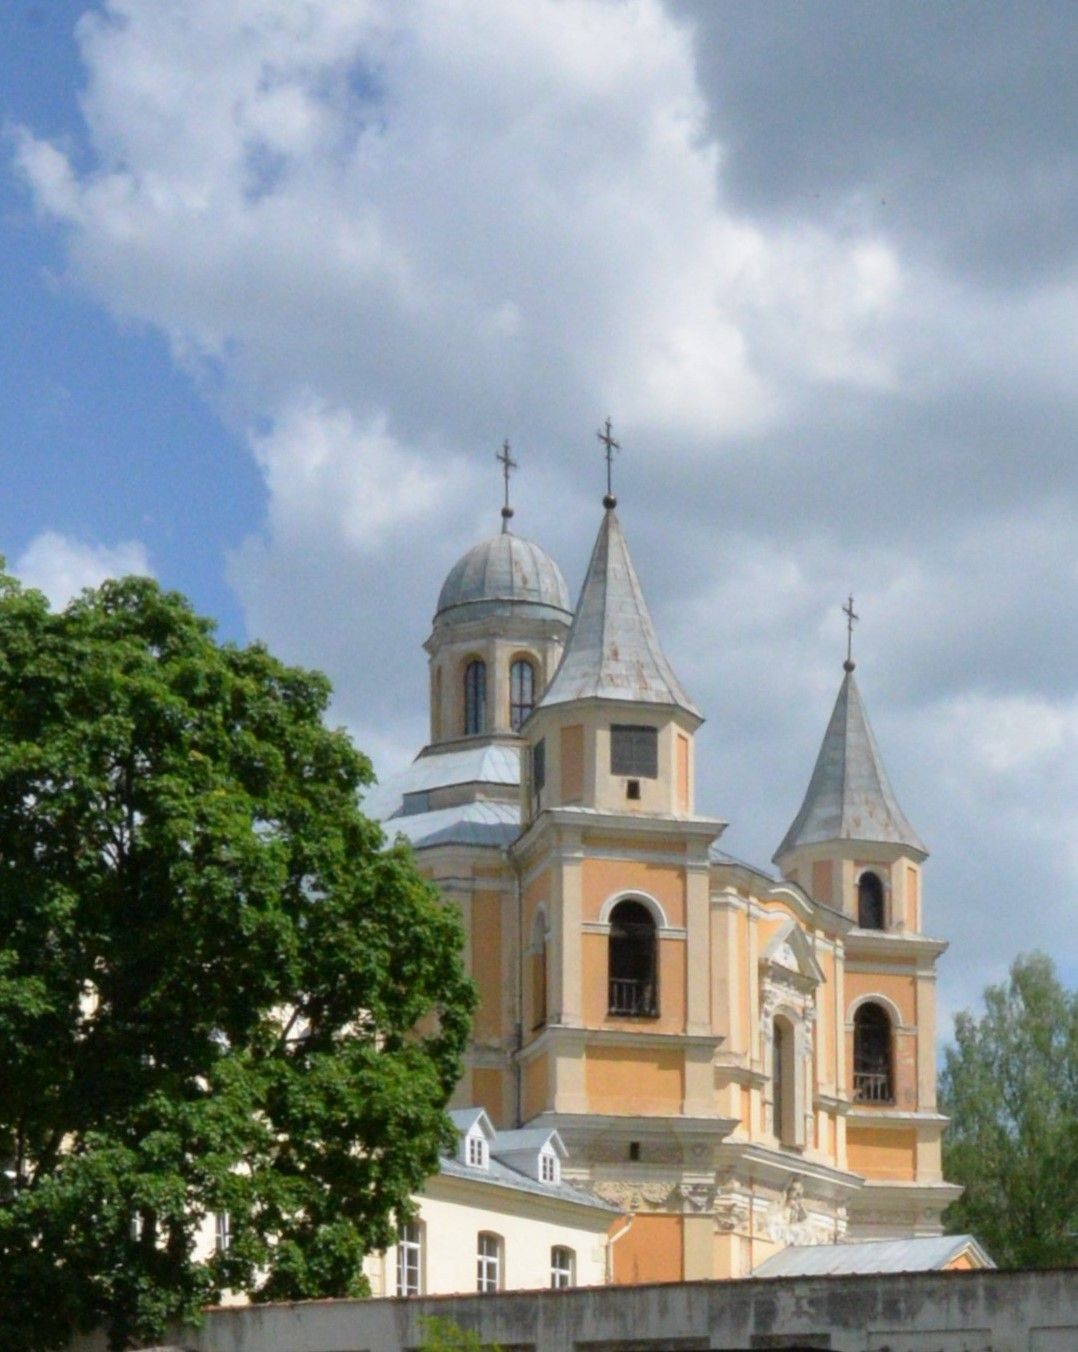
0,572,475,1350
418,1316,502,1352
940,952,1078,1268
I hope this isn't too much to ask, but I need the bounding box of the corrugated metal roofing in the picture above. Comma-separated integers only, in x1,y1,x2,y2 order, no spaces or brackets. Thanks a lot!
774,669,926,860
539,509,700,718
753,1235,991,1277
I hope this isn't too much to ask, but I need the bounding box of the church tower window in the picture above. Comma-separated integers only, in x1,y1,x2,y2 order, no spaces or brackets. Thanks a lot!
608,899,658,1017
853,1002,894,1103
773,1016,796,1145
464,659,487,735
611,725,658,778
509,658,536,731
858,871,885,929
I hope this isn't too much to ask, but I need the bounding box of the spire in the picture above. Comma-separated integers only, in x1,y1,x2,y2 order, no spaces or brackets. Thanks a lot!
538,508,701,719
774,668,925,861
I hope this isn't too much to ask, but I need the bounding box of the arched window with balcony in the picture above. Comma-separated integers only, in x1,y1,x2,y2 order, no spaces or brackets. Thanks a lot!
509,658,536,731
608,899,658,1017
464,659,487,735
853,1001,894,1103
858,871,885,929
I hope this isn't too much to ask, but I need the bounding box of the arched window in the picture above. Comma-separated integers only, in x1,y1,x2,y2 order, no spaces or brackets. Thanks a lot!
477,1232,502,1292
550,1245,575,1288
608,899,658,1017
509,658,535,731
464,659,486,735
853,1002,894,1103
772,1017,796,1145
858,871,885,929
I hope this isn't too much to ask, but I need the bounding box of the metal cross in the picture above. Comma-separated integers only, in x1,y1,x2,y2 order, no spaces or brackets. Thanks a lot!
496,438,517,530
843,594,859,669
597,417,620,504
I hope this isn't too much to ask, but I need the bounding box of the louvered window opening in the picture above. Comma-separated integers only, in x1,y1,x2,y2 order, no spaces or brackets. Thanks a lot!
611,724,658,778
464,660,487,735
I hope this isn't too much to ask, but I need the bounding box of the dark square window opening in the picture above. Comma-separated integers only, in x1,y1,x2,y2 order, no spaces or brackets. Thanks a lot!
626,778,641,800
611,724,658,779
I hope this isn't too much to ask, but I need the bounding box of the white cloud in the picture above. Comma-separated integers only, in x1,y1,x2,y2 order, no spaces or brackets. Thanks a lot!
15,531,153,609
11,0,1078,1024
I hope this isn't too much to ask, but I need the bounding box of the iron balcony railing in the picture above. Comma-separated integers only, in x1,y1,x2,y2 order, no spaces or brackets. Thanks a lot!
853,1069,893,1103
608,977,657,1018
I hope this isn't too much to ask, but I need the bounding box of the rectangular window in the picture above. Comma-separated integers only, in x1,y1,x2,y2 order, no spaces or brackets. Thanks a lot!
611,725,658,778
539,1151,557,1184
214,1211,230,1255
396,1221,422,1296
477,1232,501,1292
532,738,546,793
466,1133,488,1168
550,1245,574,1289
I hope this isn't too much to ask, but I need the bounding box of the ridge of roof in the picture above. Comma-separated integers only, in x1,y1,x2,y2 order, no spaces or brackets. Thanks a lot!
775,669,926,860
537,509,701,719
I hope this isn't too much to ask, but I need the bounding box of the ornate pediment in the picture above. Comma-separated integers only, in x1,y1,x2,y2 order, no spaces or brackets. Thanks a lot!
760,919,825,987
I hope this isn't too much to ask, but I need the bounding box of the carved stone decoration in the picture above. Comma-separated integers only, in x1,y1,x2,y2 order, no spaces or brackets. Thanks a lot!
677,1182,716,1214
764,1178,833,1246
713,1190,752,1234
592,1180,676,1212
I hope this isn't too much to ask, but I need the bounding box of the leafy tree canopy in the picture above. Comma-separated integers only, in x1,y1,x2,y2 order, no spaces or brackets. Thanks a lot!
940,951,1077,1268
0,571,475,1350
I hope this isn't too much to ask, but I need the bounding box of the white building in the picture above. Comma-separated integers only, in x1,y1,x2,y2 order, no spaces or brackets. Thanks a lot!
364,1109,618,1297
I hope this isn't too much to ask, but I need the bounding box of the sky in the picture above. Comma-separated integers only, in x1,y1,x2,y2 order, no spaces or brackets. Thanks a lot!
2,0,1076,1032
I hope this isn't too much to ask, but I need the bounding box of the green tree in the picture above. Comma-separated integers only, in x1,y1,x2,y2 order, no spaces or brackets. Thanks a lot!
0,572,475,1350
940,952,1078,1268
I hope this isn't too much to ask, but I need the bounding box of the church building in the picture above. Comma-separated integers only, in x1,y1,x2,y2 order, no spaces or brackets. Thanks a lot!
368,441,961,1284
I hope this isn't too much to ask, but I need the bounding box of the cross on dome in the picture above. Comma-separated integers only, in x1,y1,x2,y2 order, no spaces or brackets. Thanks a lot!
496,438,517,532
843,594,859,672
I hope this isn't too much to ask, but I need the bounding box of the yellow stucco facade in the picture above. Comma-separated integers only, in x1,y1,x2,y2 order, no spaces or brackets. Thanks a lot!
385,504,960,1284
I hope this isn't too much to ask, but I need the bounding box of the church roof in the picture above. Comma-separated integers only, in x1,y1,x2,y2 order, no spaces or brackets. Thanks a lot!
435,531,571,625
753,1234,993,1277
537,508,700,719
775,668,926,860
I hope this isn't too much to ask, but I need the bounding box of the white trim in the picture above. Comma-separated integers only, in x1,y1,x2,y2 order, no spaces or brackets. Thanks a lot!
582,920,686,940
845,991,905,1028
597,890,669,929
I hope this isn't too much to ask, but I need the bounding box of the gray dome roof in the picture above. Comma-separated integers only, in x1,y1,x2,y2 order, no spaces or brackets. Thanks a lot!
435,532,572,625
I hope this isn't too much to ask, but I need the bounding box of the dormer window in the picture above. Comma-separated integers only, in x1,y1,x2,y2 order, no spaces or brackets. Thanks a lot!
611,725,658,779
466,1131,489,1169
539,1149,559,1184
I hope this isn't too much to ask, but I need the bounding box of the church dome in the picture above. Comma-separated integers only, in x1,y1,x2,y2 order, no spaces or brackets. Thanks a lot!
435,532,572,626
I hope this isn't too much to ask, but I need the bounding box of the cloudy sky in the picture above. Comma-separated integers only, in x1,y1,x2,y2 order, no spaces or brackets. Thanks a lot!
2,1,1076,1028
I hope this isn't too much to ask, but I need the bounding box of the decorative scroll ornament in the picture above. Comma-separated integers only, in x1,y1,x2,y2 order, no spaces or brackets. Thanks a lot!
592,1181,676,1211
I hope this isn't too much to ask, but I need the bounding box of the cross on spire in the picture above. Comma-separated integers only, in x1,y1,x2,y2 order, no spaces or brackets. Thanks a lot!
597,416,620,508
496,438,517,532
843,594,859,672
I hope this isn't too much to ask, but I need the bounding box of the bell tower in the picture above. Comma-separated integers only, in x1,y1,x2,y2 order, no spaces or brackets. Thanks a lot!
773,616,960,1238
510,444,732,1283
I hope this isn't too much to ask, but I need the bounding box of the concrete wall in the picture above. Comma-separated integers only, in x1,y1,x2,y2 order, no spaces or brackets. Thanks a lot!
162,1269,1076,1352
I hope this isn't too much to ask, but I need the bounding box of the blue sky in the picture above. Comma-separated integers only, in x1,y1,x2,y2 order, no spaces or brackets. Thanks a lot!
2,1,1076,1025
1,4,259,636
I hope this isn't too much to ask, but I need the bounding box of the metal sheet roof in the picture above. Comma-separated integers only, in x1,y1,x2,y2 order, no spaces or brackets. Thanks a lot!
774,669,925,860
381,799,520,850
538,508,700,718
753,1235,992,1278
363,744,520,823
435,532,571,624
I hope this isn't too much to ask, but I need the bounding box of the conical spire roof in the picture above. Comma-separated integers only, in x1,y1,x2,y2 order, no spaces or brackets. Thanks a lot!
774,668,925,860
538,508,701,720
